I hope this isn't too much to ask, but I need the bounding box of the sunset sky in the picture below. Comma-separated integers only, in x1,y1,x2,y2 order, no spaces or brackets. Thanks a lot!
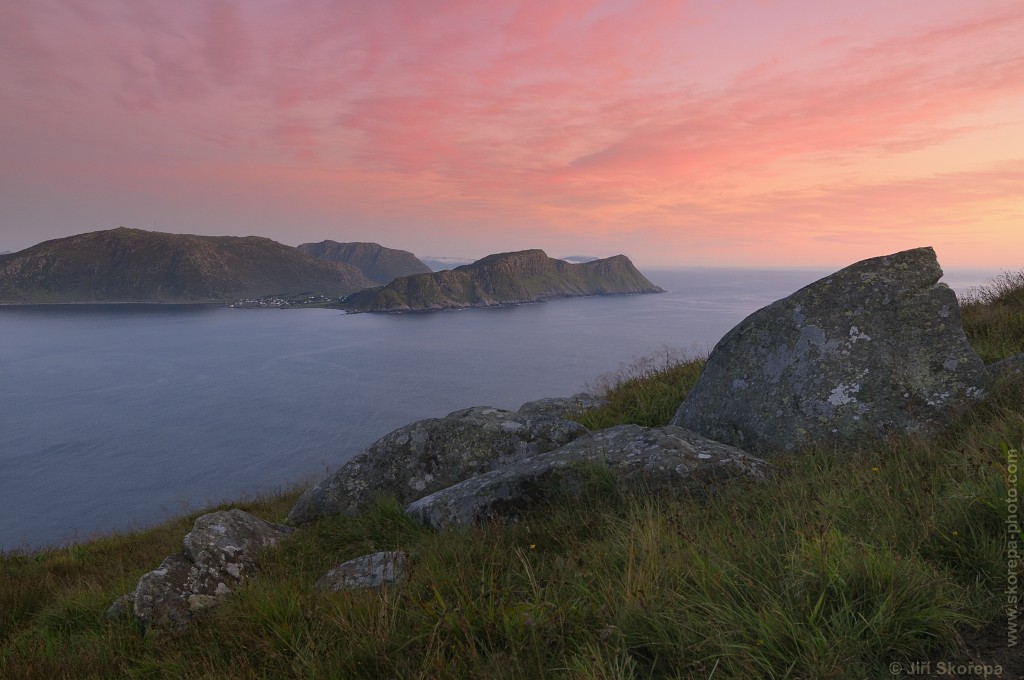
1,0,1022,267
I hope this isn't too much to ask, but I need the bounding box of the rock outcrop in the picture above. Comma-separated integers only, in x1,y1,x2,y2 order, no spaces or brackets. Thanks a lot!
405,425,767,530
340,249,663,312
130,510,293,632
672,247,989,453
287,406,588,525
0,227,375,303
315,551,409,592
297,240,431,285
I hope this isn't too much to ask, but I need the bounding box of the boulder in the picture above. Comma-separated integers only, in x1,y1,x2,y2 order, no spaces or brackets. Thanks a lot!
315,551,409,592
672,247,989,453
287,406,588,525
517,392,606,420
405,424,767,530
131,510,293,632
132,554,214,633
183,509,293,580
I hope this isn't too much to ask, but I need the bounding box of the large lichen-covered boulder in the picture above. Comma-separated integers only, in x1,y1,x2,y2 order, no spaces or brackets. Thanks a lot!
405,424,767,530
287,406,588,525
131,510,293,632
671,247,988,453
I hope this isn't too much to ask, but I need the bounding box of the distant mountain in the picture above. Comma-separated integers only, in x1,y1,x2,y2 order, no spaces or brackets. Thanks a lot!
0,227,375,303
297,240,430,285
560,255,600,263
419,256,475,271
342,249,664,313
0,250,10,255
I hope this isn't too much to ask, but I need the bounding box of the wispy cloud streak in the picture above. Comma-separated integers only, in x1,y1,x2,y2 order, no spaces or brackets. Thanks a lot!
0,0,1021,265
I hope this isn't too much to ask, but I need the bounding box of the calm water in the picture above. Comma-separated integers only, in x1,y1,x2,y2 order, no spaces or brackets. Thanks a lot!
0,267,999,551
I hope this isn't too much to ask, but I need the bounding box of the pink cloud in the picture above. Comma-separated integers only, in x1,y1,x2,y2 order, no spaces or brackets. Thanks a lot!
0,0,1021,266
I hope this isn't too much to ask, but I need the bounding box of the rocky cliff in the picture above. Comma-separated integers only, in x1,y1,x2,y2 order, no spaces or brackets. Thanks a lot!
297,240,431,285
341,249,663,312
0,227,375,303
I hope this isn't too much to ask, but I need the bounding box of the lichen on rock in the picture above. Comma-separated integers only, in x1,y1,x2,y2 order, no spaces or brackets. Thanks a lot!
672,247,989,453
315,551,409,592
129,509,293,632
287,406,588,525
405,424,767,530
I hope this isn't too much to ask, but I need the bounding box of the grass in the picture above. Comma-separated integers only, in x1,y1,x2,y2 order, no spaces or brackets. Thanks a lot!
2,272,1022,679
959,269,1024,363
573,349,705,430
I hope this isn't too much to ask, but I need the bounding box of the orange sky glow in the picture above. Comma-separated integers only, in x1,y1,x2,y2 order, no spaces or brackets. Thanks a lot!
1,0,1022,267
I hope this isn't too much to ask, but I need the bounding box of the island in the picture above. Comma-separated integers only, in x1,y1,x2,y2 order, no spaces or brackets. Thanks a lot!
0,227,374,303
339,249,664,312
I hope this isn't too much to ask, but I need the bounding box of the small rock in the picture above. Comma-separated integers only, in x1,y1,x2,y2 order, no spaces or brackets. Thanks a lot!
287,406,588,525
406,424,766,530
131,510,293,632
315,551,409,592
184,509,295,580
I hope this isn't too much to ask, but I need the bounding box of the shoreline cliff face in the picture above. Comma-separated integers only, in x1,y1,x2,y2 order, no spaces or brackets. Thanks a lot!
341,249,664,312
0,228,375,303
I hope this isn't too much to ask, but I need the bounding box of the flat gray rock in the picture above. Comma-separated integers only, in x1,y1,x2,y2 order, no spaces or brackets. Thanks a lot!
517,393,605,420
989,352,1024,381
287,406,588,525
315,551,409,592
405,424,766,530
672,247,989,453
131,510,293,632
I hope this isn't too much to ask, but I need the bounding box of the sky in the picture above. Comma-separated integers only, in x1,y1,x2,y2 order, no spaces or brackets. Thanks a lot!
1,0,1022,267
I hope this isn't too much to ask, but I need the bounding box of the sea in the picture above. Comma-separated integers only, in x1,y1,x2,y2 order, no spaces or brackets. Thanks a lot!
0,267,1002,552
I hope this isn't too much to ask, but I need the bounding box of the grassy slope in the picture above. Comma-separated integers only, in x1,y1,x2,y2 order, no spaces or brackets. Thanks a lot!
2,274,1022,679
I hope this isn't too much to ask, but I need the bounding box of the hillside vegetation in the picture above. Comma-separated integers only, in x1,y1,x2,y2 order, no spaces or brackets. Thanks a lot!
960,270,1024,363
1,272,1021,679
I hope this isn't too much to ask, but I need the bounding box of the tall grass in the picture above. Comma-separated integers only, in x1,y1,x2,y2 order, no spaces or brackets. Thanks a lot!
1,272,1022,678
959,269,1024,363
574,349,704,430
